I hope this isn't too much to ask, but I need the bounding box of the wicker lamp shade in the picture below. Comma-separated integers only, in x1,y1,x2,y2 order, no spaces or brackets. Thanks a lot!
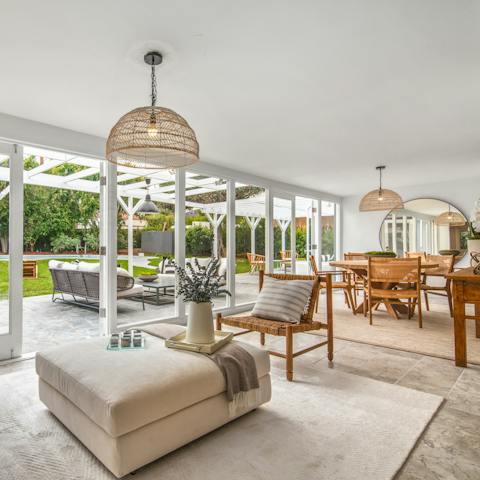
435,210,466,226
359,188,404,211
359,166,403,212
106,106,199,169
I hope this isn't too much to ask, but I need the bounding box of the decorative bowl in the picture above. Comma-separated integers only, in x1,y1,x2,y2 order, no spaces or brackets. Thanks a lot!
138,274,158,282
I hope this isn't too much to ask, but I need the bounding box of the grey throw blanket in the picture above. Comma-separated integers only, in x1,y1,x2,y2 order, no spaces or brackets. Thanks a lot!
141,324,260,416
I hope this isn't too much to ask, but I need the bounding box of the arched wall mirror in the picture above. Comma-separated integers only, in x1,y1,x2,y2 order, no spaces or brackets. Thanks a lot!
379,198,468,262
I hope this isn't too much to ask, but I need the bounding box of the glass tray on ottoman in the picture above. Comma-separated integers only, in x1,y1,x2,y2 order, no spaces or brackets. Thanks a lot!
165,330,233,354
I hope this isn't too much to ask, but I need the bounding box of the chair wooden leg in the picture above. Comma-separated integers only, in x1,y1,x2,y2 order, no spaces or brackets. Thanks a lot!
423,290,430,311
344,291,350,308
315,291,320,313
346,288,356,315
327,290,334,363
286,325,293,381
216,313,222,331
418,295,423,329
369,296,373,325
260,332,265,346
447,290,453,317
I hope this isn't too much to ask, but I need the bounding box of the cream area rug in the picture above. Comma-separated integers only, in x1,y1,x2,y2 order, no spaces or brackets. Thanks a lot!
0,364,442,480
314,293,480,365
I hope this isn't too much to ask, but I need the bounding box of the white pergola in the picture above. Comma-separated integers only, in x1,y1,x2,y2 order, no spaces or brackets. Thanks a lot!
0,146,334,271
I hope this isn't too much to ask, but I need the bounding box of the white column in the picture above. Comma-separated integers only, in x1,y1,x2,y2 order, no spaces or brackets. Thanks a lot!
411,218,417,251
391,213,397,254
290,198,296,273
384,220,390,250
276,219,291,252
175,168,186,321
265,190,274,273
402,215,407,255
245,216,261,256
8,144,23,358
101,160,117,335
317,201,323,269
127,196,134,276
419,219,423,250
226,180,235,308
205,212,225,259
306,211,310,259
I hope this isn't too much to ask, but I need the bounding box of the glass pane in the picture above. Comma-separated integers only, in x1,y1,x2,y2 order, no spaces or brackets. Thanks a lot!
118,170,176,325
295,197,319,274
0,153,9,335
21,149,100,352
185,173,228,310
273,197,292,273
235,183,265,305
321,200,336,262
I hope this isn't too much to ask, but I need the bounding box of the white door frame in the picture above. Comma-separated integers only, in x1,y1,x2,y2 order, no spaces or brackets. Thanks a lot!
0,142,23,360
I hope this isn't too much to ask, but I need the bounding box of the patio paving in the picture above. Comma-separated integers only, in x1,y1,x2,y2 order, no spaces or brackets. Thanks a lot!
0,273,260,354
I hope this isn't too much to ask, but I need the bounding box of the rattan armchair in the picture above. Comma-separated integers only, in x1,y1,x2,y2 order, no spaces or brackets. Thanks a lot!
216,270,333,381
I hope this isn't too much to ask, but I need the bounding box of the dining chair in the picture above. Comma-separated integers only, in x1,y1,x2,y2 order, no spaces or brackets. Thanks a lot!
309,255,356,314
344,252,367,306
366,257,423,327
421,254,454,316
405,251,427,261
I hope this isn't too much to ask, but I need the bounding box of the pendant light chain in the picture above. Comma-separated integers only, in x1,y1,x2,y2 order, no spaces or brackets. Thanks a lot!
151,65,157,107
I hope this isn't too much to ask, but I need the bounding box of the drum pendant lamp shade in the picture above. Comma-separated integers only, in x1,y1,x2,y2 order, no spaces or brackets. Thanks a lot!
359,166,404,212
106,51,199,169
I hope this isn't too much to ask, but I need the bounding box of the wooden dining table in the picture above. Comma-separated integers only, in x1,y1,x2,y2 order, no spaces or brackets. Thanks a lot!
329,259,439,318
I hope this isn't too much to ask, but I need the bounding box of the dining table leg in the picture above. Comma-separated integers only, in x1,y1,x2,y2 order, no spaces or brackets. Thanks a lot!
453,283,467,367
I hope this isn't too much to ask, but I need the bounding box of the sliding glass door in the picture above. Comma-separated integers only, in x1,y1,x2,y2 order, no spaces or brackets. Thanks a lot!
0,143,23,360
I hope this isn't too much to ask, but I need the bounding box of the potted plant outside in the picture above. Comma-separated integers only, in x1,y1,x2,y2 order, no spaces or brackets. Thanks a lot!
175,258,231,344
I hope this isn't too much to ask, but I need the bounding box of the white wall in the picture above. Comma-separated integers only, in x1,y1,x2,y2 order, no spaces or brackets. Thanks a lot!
341,176,480,266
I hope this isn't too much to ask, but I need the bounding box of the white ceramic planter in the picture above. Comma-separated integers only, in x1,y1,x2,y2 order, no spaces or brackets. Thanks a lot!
467,239,480,253
186,302,215,344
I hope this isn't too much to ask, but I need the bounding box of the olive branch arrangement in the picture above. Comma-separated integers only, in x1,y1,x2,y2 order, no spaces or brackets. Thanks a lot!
173,258,231,303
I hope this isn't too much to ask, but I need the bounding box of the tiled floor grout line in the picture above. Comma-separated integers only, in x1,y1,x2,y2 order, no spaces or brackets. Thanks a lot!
444,367,467,404
394,357,424,386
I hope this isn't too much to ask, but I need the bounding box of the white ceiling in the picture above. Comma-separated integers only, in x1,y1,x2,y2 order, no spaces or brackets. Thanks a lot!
2,0,480,196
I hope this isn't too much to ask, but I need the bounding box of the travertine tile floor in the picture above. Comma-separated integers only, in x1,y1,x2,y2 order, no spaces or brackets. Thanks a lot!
1,331,479,479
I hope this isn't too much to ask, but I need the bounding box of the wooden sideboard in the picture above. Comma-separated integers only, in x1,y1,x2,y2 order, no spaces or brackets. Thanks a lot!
447,267,480,367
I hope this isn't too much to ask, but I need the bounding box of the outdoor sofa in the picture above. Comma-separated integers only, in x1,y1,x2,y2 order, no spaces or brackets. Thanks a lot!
49,260,144,310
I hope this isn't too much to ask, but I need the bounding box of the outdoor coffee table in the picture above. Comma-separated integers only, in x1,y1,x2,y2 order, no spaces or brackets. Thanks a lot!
134,275,175,306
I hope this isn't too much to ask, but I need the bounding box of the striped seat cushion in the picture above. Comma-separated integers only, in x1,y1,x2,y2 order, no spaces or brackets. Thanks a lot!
251,277,314,324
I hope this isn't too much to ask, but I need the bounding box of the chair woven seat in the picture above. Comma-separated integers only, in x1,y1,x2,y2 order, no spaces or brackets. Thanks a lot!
216,271,333,381
220,315,323,336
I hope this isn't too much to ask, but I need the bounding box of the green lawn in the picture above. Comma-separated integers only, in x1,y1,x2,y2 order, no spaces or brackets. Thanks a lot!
0,259,156,299
0,256,251,299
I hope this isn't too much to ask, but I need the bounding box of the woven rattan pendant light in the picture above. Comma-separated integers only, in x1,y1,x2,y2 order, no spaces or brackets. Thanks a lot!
106,51,199,169
435,205,465,226
359,166,404,212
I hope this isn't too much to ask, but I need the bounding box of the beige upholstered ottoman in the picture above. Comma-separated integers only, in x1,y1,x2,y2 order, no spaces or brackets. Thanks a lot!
36,334,271,478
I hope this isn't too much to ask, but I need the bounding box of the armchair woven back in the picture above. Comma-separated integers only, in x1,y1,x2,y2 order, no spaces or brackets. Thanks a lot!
259,270,322,323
